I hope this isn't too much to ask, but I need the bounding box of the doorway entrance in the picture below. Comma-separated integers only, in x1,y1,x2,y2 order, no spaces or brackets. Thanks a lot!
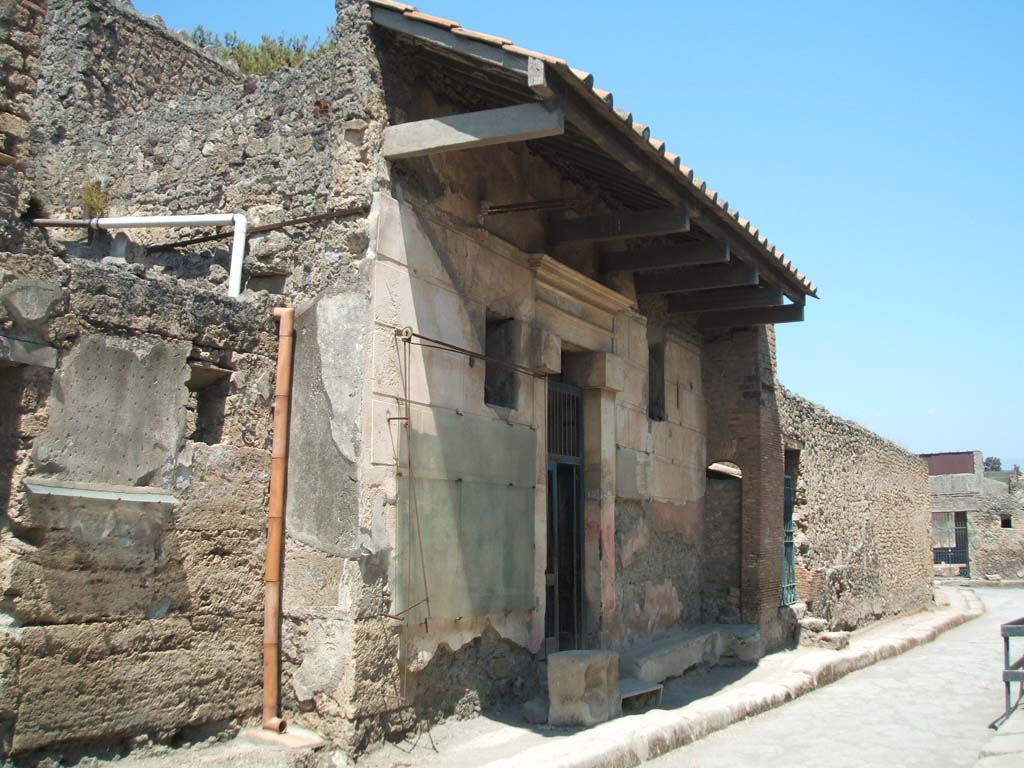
544,381,583,653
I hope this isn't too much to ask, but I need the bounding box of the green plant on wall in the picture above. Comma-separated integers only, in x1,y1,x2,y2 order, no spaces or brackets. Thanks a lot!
81,176,110,217
190,26,335,76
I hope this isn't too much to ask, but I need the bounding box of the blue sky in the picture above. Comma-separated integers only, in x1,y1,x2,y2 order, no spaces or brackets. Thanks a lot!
135,0,1024,466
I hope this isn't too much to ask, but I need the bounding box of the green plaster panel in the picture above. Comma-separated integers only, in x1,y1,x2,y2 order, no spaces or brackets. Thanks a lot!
402,408,536,486
395,411,536,622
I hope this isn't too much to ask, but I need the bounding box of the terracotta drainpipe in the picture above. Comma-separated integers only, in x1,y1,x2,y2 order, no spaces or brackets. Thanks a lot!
263,307,294,733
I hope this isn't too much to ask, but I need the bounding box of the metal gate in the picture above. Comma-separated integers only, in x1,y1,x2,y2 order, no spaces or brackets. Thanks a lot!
933,511,970,577
545,381,583,653
781,473,797,605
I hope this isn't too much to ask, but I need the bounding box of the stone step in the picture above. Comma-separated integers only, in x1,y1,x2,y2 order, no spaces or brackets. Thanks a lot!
619,676,663,707
620,624,763,684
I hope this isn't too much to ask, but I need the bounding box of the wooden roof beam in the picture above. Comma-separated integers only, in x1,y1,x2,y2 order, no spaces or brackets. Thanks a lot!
668,285,783,314
600,238,729,273
697,303,804,329
635,262,757,295
550,204,689,244
382,101,564,160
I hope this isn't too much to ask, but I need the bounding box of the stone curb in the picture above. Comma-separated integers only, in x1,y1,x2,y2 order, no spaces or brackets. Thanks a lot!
485,589,986,768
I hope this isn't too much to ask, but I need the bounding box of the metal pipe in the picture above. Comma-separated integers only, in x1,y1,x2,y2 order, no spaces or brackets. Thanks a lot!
147,205,371,251
263,306,295,734
31,214,249,298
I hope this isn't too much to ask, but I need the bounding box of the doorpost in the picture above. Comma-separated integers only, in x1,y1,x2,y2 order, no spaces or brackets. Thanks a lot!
565,352,623,647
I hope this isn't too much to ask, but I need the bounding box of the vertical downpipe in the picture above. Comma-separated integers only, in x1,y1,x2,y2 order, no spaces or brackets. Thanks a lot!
263,307,294,733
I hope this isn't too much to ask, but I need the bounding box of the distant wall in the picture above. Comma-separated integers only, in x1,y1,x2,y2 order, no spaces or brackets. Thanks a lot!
967,478,1024,580
779,389,933,630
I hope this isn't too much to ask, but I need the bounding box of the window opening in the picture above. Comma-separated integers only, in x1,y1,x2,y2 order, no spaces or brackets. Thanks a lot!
1002,515,1013,529
484,314,518,409
648,342,665,421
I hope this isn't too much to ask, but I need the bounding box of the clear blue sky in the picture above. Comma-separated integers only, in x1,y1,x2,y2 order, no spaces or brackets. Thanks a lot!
135,0,1024,466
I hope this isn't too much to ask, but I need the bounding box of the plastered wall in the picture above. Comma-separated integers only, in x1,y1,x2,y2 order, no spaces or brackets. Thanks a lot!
610,308,707,648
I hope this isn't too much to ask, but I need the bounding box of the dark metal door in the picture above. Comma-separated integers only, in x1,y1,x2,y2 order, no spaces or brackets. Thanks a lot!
933,511,970,577
545,381,583,653
781,473,797,605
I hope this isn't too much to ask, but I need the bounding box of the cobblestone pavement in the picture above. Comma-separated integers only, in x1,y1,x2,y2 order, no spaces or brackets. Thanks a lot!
650,587,1024,768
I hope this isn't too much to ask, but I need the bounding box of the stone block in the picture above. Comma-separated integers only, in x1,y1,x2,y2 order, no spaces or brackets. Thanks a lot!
173,443,269,531
563,351,624,393
31,335,189,487
620,626,723,684
176,529,264,616
0,278,61,327
0,333,56,368
13,620,196,752
616,447,651,501
547,650,621,726
529,325,561,374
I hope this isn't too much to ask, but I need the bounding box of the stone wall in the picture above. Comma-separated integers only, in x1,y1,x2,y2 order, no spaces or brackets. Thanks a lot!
779,389,933,630
967,477,1024,580
0,254,279,757
33,0,237,126
0,0,389,760
1,0,48,255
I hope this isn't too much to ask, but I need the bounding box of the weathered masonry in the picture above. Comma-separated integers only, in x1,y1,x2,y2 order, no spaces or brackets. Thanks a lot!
0,0,932,760
779,390,933,637
923,451,1024,580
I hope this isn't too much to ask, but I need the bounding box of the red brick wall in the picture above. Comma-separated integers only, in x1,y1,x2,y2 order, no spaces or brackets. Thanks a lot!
702,325,785,631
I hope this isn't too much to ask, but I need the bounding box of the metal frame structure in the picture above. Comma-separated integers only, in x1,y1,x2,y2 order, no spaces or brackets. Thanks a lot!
1002,617,1024,718
545,380,584,653
781,473,797,606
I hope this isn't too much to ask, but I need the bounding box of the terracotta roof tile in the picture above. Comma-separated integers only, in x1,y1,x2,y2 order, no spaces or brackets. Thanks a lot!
499,43,564,65
570,68,594,87
451,27,513,46
370,2,816,296
403,10,458,28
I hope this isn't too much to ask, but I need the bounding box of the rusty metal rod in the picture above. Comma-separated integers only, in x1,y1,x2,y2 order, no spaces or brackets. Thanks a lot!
263,306,295,734
399,328,547,378
147,205,370,251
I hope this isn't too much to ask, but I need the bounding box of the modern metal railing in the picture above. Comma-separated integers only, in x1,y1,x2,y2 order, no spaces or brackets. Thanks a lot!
1001,617,1024,717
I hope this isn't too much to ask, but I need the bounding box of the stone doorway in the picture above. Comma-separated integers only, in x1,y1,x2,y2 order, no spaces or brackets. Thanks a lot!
545,380,584,653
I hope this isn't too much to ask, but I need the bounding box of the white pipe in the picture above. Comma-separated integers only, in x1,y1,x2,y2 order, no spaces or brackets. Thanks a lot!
88,214,249,298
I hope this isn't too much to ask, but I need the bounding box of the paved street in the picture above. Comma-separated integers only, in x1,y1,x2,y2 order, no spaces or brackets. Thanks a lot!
650,587,1023,768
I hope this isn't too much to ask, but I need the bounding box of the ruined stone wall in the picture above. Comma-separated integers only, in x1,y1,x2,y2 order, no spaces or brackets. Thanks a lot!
778,389,933,630
1,0,48,253
0,0,390,759
0,250,280,758
33,0,238,129
26,39,380,302
966,478,1024,580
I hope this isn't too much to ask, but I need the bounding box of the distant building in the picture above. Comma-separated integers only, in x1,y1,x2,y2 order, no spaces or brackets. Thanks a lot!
921,451,1024,579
